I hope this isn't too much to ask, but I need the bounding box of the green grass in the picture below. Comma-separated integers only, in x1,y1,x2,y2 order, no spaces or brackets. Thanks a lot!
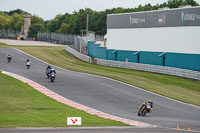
0,43,9,47
0,71,128,127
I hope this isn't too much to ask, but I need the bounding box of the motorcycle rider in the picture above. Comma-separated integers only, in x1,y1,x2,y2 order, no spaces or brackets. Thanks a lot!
50,68,56,75
26,59,31,64
49,68,56,82
46,65,52,71
46,65,52,78
7,54,12,61
26,59,31,69
139,100,153,113
7,53,12,57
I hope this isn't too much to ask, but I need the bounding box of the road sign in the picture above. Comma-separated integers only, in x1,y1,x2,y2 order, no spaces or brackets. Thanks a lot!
67,117,82,125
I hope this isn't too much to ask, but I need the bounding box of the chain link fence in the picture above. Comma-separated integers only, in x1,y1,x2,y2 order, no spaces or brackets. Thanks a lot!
0,29,20,39
37,32,104,54
37,32,87,53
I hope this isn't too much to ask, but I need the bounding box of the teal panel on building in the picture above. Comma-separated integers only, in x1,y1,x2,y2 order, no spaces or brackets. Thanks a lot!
96,47,107,59
165,53,200,71
116,50,137,62
88,41,200,71
88,41,97,58
88,41,107,59
139,52,163,65
107,50,116,60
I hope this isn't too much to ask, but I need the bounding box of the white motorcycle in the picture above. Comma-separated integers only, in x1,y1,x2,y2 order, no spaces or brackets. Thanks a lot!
26,61,31,69
50,73,56,82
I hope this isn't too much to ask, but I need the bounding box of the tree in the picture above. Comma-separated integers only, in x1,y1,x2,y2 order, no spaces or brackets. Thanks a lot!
56,23,71,34
45,14,63,32
28,24,45,38
0,12,11,30
10,13,23,31
31,15,44,25
160,0,199,8
4,9,24,16
184,0,199,6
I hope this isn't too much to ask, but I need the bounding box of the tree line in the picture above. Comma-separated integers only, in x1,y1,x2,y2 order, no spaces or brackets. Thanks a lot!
0,0,199,38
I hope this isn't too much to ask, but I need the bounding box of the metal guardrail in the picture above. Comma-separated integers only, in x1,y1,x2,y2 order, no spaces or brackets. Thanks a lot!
65,45,200,80
66,45,91,63
96,59,200,80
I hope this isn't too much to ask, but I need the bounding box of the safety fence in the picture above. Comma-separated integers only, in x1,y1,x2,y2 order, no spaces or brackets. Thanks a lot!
37,32,87,53
65,45,200,80
0,29,19,39
96,59,200,80
37,32,105,54
66,45,91,63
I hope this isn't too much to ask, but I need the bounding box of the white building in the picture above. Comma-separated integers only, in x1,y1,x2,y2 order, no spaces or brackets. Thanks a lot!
106,6,200,54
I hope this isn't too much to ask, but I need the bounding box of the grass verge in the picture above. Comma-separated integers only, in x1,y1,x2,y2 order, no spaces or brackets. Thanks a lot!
0,71,128,127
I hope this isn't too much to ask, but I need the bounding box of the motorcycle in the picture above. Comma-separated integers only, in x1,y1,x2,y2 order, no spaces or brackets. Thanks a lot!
50,73,56,82
26,61,31,69
7,55,12,63
46,69,51,78
138,102,151,116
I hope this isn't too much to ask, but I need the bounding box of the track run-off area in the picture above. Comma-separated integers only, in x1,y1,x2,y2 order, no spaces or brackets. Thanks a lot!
0,42,200,133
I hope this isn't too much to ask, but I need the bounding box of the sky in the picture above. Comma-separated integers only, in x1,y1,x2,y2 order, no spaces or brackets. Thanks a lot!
1,0,200,20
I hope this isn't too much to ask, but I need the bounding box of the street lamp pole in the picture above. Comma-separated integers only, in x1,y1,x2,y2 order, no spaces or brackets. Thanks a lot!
86,14,89,36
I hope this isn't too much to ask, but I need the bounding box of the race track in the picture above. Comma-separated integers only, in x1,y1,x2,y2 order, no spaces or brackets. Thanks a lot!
0,47,200,132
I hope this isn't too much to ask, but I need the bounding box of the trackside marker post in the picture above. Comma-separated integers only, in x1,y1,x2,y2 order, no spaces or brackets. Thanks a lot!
67,117,82,125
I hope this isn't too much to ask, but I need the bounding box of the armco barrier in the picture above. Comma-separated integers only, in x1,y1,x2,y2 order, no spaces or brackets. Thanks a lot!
65,45,200,80
66,45,91,63
95,58,200,80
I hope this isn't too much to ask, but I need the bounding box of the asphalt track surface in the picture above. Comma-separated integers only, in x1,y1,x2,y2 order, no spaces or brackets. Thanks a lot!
0,127,190,133
0,47,200,133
